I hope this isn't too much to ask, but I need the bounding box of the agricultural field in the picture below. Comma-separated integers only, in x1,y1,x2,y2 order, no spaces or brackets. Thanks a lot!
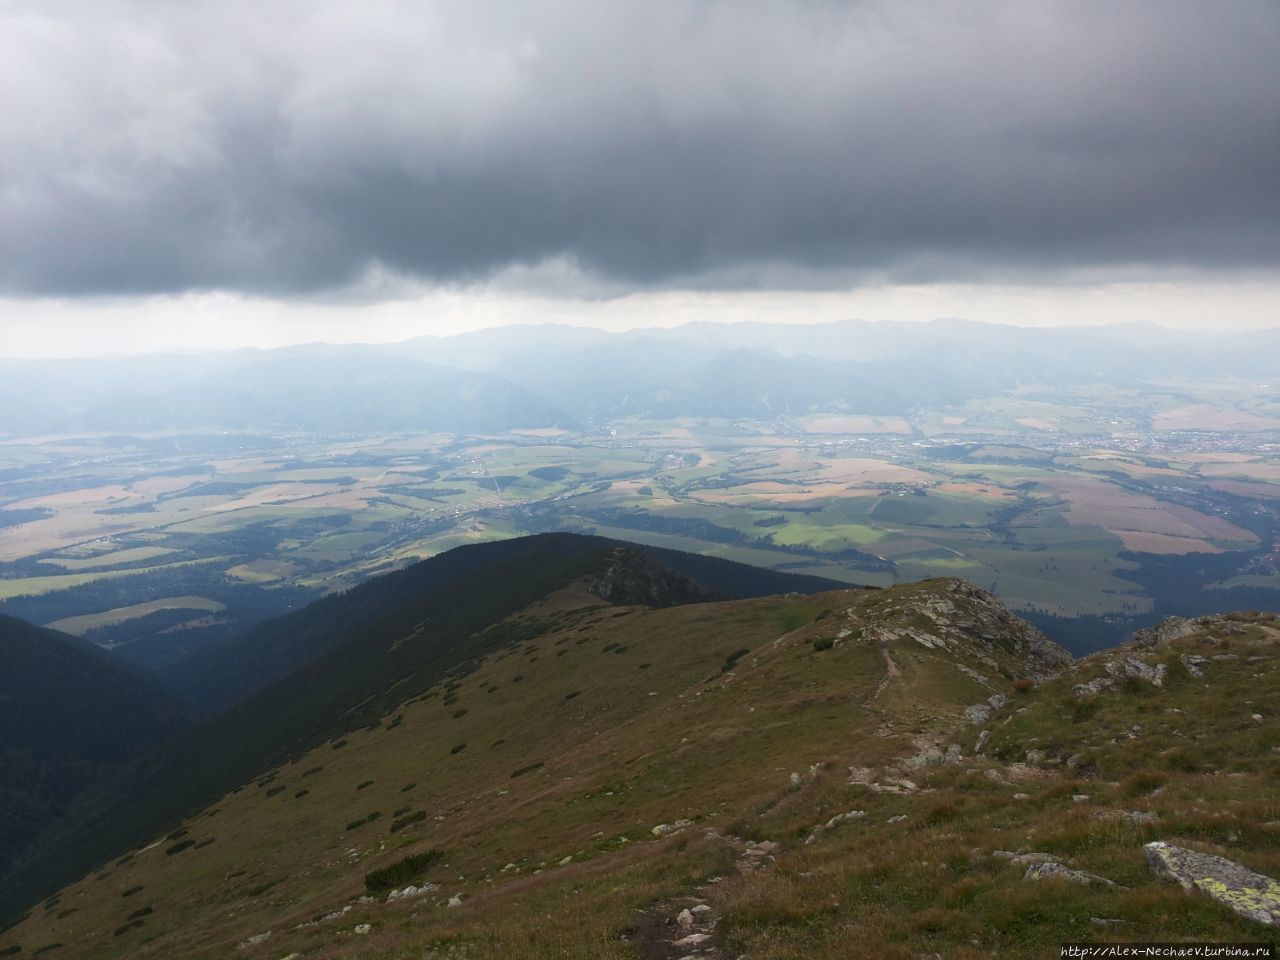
0,396,1278,662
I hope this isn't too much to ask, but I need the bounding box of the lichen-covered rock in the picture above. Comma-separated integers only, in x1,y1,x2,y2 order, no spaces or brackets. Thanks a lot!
651,818,694,837
1074,676,1113,699
993,850,1061,866
1025,861,1117,887
964,704,992,725
1108,658,1166,687
1180,653,1209,678
1132,617,1198,649
1145,841,1280,926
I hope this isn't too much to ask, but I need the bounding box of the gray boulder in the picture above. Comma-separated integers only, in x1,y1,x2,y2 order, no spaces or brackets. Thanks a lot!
1025,862,1117,887
1145,841,1280,926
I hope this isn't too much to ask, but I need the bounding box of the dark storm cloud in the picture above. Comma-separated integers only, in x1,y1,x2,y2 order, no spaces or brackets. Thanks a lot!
1,0,1278,297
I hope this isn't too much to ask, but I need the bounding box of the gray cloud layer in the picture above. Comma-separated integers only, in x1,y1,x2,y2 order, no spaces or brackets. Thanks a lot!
2,0,1277,297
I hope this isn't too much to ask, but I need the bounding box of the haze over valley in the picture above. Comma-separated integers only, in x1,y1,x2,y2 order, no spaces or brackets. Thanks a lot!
2,318,1277,670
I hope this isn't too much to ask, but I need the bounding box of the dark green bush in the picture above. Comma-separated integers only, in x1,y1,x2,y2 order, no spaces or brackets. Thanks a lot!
364,848,445,891
390,810,427,833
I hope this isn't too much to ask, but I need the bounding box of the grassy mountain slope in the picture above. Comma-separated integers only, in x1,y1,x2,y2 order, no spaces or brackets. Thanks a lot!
0,615,190,880
5,580,1277,958
163,533,847,716
1,535,844,916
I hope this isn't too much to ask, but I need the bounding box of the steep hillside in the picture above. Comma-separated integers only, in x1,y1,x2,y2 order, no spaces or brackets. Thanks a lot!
162,532,846,716
2,535,844,912
0,615,190,880
4,585,1277,959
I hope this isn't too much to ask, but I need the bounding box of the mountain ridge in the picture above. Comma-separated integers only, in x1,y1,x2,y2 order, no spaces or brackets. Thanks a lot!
2,537,1277,958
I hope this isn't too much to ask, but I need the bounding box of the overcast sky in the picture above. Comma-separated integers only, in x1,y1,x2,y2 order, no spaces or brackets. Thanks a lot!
1,0,1277,356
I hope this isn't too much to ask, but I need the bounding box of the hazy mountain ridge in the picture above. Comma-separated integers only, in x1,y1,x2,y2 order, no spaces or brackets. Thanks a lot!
3,320,1279,436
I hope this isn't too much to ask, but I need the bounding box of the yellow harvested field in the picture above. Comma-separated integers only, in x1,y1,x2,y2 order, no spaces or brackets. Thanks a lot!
39,546,176,570
6,484,138,510
293,488,375,510
1196,461,1280,482
509,427,572,437
935,482,1018,500
201,482,352,514
127,474,210,497
1154,404,1280,432
606,480,656,495
1048,477,1256,543
794,415,912,434
689,480,881,505
1110,531,1224,555
1015,417,1058,430
818,458,930,485
1178,452,1261,463
0,514,138,563
227,560,299,583
1208,479,1280,499
1073,454,1185,479
46,596,226,636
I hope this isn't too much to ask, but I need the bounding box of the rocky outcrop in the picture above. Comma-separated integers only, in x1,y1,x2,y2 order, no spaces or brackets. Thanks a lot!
589,548,718,608
1074,655,1166,698
1024,861,1118,887
857,579,1072,692
1145,841,1280,926
994,851,1118,887
1132,617,1200,649
651,819,694,837
933,580,1074,677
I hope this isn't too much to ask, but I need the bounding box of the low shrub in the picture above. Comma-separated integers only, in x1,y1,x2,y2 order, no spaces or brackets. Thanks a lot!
390,810,427,833
364,849,445,891
346,812,383,831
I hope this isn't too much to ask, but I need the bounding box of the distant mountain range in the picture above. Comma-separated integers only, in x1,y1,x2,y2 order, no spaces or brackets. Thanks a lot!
2,319,1277,436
